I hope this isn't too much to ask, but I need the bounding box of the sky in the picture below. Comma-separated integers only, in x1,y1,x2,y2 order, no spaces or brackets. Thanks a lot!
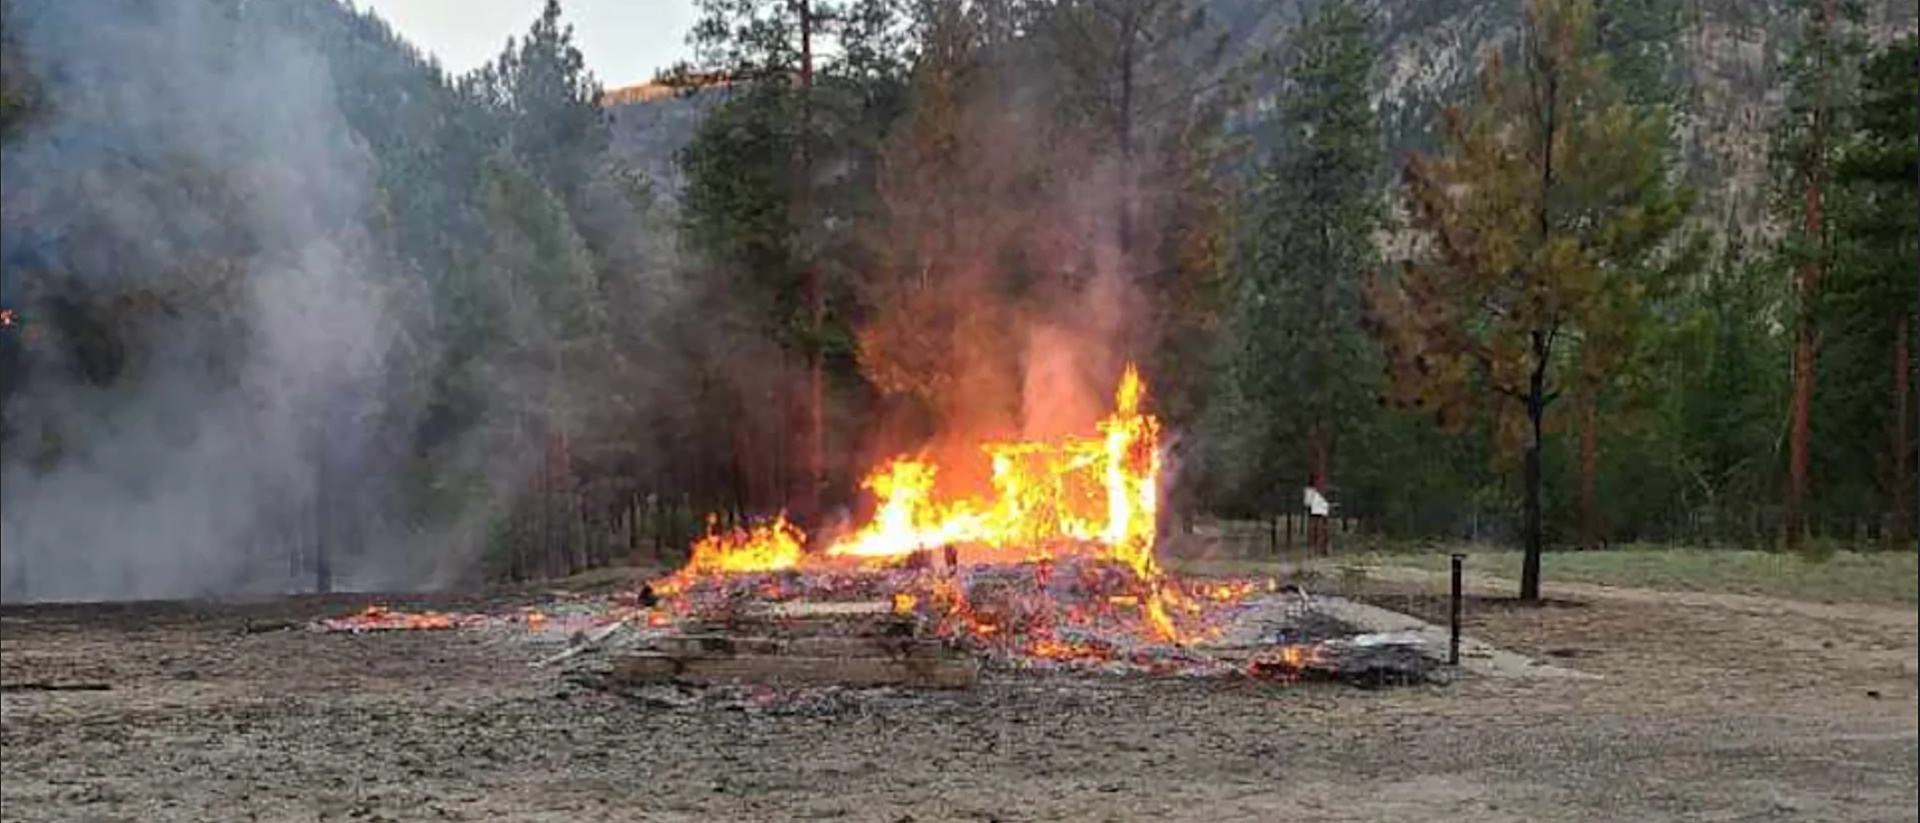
359,0,698,89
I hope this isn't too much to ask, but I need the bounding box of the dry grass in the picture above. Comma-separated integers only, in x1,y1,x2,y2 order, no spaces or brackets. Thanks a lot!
1331,546,1920,606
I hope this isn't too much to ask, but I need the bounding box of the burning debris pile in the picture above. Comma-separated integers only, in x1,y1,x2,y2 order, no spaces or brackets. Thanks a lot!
314,365,1436,691
625,365,1248,673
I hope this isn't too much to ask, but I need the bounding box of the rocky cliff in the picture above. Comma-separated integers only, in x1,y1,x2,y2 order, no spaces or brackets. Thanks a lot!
605,0,1917,235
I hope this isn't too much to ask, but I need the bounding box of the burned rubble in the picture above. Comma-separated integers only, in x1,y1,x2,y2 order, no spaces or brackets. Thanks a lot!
311,365,1438,701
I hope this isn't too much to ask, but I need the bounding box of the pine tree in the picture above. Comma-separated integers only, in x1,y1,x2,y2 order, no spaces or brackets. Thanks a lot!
465,0,606,208
1674,233,1788,543
1040,0,1230,276
1828,34,1918,546
1364,0,1691,600
858,0,996,414
673,0,908,522
1773,0,1863,548
1217,2,1381,531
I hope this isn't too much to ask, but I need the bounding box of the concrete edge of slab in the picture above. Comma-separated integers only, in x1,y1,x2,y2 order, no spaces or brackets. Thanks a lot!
1311,595,1600,680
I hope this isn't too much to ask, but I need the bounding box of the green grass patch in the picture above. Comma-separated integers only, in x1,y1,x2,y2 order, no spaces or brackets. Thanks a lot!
1351,546,1919,607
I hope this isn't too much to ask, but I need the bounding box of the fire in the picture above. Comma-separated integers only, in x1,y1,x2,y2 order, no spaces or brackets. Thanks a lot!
685,514,807,576
657,364,1182,637
320,605,461,632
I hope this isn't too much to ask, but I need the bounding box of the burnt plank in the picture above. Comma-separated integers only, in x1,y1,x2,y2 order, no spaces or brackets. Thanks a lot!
648,634,958,660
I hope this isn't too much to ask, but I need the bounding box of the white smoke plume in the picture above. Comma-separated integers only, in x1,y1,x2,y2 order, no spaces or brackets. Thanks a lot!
0,1,402,601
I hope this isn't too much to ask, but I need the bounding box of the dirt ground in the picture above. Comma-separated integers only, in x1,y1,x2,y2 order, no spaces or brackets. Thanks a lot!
3,576,1915,823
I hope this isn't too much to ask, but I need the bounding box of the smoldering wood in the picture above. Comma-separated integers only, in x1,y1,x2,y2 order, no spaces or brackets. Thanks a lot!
1241,637,1436,689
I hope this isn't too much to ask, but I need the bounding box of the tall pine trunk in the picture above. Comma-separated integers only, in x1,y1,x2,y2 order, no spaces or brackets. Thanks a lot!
1117,30,1136,260
1786,0,1836,550
1580,397,1599,552
1309,426,1332,555
1891,315,1913,546
794,0,824,528
314,443,332,594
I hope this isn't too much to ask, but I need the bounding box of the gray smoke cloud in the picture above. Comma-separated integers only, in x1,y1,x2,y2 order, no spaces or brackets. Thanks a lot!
0,1,406,601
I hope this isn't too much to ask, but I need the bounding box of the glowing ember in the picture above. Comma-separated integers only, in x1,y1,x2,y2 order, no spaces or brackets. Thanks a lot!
317,605,470,632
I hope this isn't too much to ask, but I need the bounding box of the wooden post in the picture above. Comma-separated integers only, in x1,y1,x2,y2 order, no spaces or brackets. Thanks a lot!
628,493,640,560
287,506,303,586
578,488,593,571
1448,553,1464,666
313,447,332,595
505,496,520,583
1891,315,1913,547
680,493,693,559
654,492,666,559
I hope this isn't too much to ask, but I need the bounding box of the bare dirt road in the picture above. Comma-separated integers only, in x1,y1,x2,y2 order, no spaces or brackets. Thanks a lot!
3,581,1915,823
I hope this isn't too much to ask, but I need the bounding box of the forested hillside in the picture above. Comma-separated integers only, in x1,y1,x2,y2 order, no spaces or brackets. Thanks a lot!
1,0,1912,602
0,0,677,598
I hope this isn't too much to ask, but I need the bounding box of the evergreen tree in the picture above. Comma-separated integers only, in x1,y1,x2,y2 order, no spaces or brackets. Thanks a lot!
1215,2,1381,527
1364,0,1691,600
1772,0,1864,548
673,0,908,520
462,0,607,210
1825,33,1918,546
1672,233,1789,543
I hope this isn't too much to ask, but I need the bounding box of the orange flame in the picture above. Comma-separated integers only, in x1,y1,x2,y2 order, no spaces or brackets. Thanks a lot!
657,364,1177,636
825,363,1160,569
333,605,457,631
682,514,806,577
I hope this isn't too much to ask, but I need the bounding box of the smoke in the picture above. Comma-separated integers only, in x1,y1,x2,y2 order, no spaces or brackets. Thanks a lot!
0,1,406,601
858,58,1162,467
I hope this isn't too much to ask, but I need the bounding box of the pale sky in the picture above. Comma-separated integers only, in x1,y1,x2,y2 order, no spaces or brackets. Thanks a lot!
359,0,699,89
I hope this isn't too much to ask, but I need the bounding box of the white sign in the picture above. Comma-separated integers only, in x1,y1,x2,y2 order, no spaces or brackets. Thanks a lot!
1303,487,1330,517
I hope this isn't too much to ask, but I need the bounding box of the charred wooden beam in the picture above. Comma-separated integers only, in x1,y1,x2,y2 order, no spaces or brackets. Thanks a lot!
647,634,959,660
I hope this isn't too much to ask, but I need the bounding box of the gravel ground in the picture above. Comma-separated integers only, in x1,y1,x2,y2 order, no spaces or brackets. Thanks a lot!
2,582,1915,823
